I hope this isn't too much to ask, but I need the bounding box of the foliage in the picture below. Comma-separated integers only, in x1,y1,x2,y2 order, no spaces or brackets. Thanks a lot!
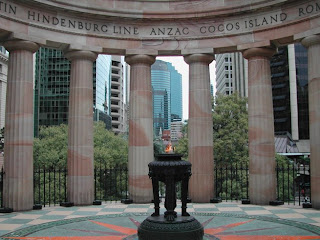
212,93,248,167
275,154,295,202
33,124,68,169
154,139,164,155
93,121,128,168
33,122,128,169
174,137,188,160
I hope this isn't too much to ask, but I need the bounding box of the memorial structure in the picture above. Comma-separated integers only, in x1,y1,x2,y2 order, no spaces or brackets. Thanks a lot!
1,0,320,211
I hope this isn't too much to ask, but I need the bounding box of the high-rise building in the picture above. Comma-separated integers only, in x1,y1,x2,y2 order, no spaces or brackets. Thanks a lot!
34,47,112,136
271,44,309,140
170,119,183,142
94,54,113,129
151,60,182,136
294,43,309,140
0,46,8,130
216,44,309,153
169,63,182,121
215,52,248,97
110,56,127,134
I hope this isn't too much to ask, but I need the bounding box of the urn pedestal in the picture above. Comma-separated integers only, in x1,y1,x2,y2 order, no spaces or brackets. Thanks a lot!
138,154,204,240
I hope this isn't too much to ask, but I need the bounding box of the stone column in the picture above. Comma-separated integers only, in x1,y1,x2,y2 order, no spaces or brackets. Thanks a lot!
125,54,155,203
3,40,39,211
64,50,97,205
302,35,320,209
184,53,214,203
243,47,276,205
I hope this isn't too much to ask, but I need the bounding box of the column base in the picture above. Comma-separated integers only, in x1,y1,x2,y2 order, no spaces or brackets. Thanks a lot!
0,207,13,213
269,200,284,206
138,215,203,240
121,199,133,204
210,197,222,203
60,202,74,207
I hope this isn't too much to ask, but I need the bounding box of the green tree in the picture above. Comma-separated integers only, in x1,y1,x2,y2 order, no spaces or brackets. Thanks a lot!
175,137,188,159
33,122,128,169
33,124,68,169
212,93,249,167
93,121,128,168
275,154,294,202
154,139,164,155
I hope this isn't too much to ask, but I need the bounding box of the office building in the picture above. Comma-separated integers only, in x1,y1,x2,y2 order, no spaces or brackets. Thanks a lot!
271,44,309,141
170,119,183,142
110,56,127,134
0,46,8,130
34,47,112,136
151,60,182,136
169,63,183,121
215,52,248,97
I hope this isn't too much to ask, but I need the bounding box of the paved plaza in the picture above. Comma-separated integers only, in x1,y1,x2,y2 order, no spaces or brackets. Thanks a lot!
0,201,319,239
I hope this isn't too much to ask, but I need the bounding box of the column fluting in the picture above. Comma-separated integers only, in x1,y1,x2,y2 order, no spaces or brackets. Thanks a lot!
302,35,320,209
64,50,97,205
184,53,214,202
243,47,277,205
3,40,39,211
125,54,155,203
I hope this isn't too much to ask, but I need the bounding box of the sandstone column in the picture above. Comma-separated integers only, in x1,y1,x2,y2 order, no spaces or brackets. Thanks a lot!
3,40,39,211
64,50,97,205
302,35,320,209
125,54,155,203
184,53,214,202
243,47,276,205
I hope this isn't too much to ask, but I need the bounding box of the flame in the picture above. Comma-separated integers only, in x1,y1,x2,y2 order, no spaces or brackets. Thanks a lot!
165,142,173,153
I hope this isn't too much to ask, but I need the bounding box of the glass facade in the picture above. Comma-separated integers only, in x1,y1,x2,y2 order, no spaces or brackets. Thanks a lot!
169,63,182,121
34,48,70,136
152,60,171,136
151,60,182,136
34,48,112,136
271,44,309,140
271,46,291,135
295,43,309,139
93,54,112,129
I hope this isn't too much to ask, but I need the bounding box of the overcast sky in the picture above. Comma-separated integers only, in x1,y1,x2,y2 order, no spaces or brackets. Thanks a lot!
156,56,216,120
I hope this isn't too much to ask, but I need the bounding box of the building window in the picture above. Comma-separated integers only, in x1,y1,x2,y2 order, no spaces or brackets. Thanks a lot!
225,74,229,78
225,66,228,70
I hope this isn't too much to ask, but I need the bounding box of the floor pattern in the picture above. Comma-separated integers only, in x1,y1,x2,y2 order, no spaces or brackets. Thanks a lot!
0,202,319,239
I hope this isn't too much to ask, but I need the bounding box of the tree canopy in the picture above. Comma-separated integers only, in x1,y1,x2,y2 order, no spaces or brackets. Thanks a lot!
175,93,249,166
33,122,128,169
213,93,248,166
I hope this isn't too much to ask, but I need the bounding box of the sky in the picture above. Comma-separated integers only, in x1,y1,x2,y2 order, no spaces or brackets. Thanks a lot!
156,56,216,121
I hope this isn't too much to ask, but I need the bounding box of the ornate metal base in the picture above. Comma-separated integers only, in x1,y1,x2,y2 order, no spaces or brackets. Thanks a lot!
138,215,204,240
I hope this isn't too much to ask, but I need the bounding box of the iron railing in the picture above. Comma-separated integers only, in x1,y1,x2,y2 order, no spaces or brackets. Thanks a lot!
214,164,249,201
0,163,311,208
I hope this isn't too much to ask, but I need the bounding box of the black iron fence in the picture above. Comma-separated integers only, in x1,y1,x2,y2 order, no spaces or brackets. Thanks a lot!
0,163,311,208
214,163,311,205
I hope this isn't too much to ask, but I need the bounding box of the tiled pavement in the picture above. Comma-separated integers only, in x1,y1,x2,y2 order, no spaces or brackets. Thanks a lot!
0,201,319,237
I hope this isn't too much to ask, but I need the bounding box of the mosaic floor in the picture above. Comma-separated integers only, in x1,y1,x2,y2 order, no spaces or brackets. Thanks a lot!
0,202,319,239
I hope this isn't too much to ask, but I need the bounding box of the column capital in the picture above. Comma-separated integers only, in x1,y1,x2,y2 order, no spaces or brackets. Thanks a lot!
242,47,276,60
64,50,98,62
301,35,320,48
3,40,39,53
125,54,156,66
183,53,214,65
